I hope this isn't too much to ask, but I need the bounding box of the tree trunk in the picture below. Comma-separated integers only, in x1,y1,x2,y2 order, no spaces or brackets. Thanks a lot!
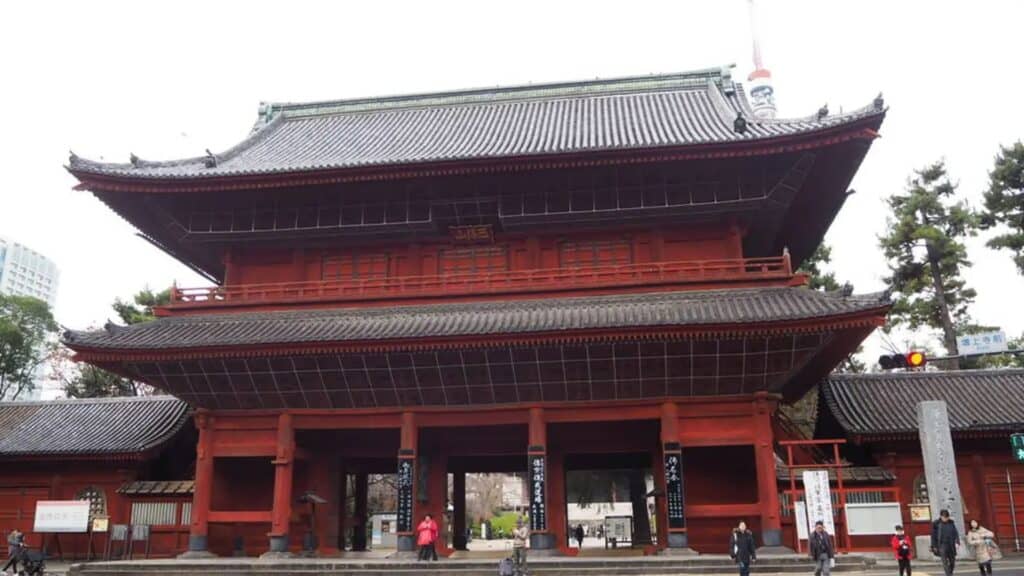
924,240,961,369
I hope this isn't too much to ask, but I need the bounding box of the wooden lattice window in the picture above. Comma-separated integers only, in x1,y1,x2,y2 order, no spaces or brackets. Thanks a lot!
559,239,633,269
439,246,509,275
322,252,390,281
75,486,107,519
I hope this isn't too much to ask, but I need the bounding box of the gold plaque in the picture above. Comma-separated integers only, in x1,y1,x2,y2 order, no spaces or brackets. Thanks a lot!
909,504,931,522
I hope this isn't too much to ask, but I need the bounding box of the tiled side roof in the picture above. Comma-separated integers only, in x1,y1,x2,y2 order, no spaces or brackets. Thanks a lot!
821,369,1024,437
63,287,888,353
68,67,884,180
118,480,194,496
776,466,895,483
0,396,190,457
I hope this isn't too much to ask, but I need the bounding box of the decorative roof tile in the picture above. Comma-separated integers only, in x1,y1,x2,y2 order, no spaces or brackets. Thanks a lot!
64,287,889,353
68,67,884,180
820,369,1024,437
0,396,190,457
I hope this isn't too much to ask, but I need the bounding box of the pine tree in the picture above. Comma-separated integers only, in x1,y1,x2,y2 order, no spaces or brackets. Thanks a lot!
880,161,977,365
981,141,1024,274
797,244,842,292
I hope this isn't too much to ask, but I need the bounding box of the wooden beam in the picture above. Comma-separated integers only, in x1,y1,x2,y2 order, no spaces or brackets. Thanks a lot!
686,503,762,518
208,510,273,524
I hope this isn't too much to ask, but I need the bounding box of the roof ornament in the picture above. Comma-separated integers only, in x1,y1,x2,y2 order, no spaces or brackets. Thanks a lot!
204,149,218,168
129,153,140,167
873,92,885,110
103,320,126,335
817,104,829,120
69,150,79,163
840,282,854,297
733,113,748,134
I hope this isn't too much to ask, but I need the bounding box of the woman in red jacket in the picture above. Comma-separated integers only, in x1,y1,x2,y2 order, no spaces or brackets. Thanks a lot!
891,524,913,576
416,513,439,561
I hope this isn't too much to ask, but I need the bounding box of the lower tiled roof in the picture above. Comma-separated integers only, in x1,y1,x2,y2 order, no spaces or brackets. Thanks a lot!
63,287,888,353
118,480,194,496
776,465,895,483
821,369,1024,437
0,396,190,458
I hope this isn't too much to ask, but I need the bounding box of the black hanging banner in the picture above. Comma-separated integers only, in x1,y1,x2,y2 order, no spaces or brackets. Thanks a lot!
664,451,686,529
396,458,414,533
529,454,546,531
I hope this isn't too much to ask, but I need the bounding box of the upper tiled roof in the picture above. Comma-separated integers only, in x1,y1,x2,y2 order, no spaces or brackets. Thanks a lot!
68,67,884,180
0,396,190,458
820,369,1024,437
64,287,888,353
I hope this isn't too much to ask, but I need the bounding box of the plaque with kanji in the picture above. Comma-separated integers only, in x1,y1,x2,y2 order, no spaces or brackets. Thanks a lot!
529,455,546,531
397,458,414,533
664,452,685,529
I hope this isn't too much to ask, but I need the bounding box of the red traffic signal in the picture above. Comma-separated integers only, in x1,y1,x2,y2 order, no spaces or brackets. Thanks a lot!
878,352,927,370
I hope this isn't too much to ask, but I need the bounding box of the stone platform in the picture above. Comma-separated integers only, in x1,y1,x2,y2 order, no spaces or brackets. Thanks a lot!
68,554,875,576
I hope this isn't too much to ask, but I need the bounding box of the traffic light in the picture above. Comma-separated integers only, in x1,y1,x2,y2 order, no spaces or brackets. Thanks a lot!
878,352,927,370
1012,433,1024,463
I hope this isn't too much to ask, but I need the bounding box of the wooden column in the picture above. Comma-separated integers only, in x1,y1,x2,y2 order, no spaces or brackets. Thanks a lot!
183,412,215,557
309,456,341,556
452,471,467,550
337,463,348,552
527,407,555,552
351,472,369,551
753,392,785,549
396,412,418,553
268,413,295,555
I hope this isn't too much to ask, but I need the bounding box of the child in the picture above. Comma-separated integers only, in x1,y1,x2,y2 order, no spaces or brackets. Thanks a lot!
891,524,912,576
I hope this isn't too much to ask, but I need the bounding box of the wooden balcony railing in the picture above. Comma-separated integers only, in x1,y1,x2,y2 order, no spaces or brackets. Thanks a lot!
169,253,793,308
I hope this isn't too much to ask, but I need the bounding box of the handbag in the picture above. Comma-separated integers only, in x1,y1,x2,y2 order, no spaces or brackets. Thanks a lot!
987,539,1003,560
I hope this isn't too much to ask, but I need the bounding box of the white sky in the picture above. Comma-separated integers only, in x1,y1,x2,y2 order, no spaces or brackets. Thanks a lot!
1,0,1022,378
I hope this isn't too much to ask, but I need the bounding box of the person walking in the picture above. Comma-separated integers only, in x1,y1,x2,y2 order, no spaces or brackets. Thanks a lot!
931,509,960,576
891,524,913,576
729,521,757,576
809,521,835,576
966,519,998,576
416,513,439,561
574,524,585,549
3,529,23,576
512,516,529,576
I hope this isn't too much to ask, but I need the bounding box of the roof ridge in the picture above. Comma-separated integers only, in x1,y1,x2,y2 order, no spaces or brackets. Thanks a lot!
828,368,1024,381
262,67,736,121
0,395,184,407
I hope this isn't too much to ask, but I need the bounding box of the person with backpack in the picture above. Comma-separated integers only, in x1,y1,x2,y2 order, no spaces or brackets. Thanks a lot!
809,521,835,576
930,509,960,576
891,524,913,576
729,521,756,576
416,513,439,561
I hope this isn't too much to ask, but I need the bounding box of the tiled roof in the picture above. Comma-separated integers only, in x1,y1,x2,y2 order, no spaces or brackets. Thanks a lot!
0,396,190,458
68,67,884,180
820,369,1024,437
64,287,889,353
118,480,194,496
776,466,895,483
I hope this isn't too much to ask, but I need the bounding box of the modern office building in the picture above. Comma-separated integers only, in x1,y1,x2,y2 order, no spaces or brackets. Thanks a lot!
0,235,60,307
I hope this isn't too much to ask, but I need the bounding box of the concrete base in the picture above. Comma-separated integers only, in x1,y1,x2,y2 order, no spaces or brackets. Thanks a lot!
661,532,698,555
756,529,794,554
177,535,217,559
260,535,293,559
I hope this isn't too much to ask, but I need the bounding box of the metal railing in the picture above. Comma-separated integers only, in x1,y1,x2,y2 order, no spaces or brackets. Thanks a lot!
170,253,793,308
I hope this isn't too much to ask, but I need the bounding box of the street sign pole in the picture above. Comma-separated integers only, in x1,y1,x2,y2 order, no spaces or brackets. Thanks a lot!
1007,468,1021,552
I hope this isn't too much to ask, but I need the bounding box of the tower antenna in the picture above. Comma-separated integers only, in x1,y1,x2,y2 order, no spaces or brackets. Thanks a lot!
747,0,777,120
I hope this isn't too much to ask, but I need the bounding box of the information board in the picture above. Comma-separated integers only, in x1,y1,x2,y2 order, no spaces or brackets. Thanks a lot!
846,503,903,535
664,452,685,529
529,454,546,531
34,500,91,533
396,458,414,533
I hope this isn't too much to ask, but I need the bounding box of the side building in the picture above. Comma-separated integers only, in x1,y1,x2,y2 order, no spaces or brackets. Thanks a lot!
0,236,60,308
0,396,195,558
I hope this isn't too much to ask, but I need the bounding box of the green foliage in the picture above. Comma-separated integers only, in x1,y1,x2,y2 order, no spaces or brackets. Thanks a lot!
62,364,145,398
798,244,842,292
982,141,1024,274
488,511,525,538
112,288,171,325
880,161,978,357
0,294,58,400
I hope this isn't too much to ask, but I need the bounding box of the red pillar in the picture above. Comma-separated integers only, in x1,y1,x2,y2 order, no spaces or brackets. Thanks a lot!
268,413,295,555
753,392,785,549
659,401,690,550
396,412,418,553
183,411,215,557
309,455,341,556
527,407,556,552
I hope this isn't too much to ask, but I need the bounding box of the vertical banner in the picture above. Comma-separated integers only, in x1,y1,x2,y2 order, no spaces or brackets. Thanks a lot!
396,458,414,533
529,454,546,531
664,450,686,529
801,470,835,536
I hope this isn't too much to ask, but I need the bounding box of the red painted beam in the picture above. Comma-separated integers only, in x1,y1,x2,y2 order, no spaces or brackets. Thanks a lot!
208,510,273,524
686,504,762,518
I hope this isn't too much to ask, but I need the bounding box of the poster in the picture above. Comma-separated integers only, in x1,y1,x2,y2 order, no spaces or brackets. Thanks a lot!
794,502,809,540
396,458,414,533
529,454,546,531
34,500,91,533
801,470,835,536
664,452,685,529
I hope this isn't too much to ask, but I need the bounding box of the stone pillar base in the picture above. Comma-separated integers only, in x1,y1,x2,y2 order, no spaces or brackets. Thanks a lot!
178,535,217,559
528,532,561,556
387,534,420,558
756,528,795,555
659,532,698,555
260,535,293,559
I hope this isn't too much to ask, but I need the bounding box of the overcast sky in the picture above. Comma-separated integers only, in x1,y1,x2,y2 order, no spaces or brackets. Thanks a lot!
1,0,1022,386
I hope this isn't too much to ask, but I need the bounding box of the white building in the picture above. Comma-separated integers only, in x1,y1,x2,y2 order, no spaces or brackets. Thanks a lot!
0,236,60,307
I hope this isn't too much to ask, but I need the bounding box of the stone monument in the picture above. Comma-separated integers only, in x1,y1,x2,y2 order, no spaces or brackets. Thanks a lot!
917,400,965,557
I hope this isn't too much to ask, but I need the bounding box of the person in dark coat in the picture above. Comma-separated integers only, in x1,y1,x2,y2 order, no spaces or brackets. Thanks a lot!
729,521,757,576
574,524,585,549
931,509,960,576
809,521,835,576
